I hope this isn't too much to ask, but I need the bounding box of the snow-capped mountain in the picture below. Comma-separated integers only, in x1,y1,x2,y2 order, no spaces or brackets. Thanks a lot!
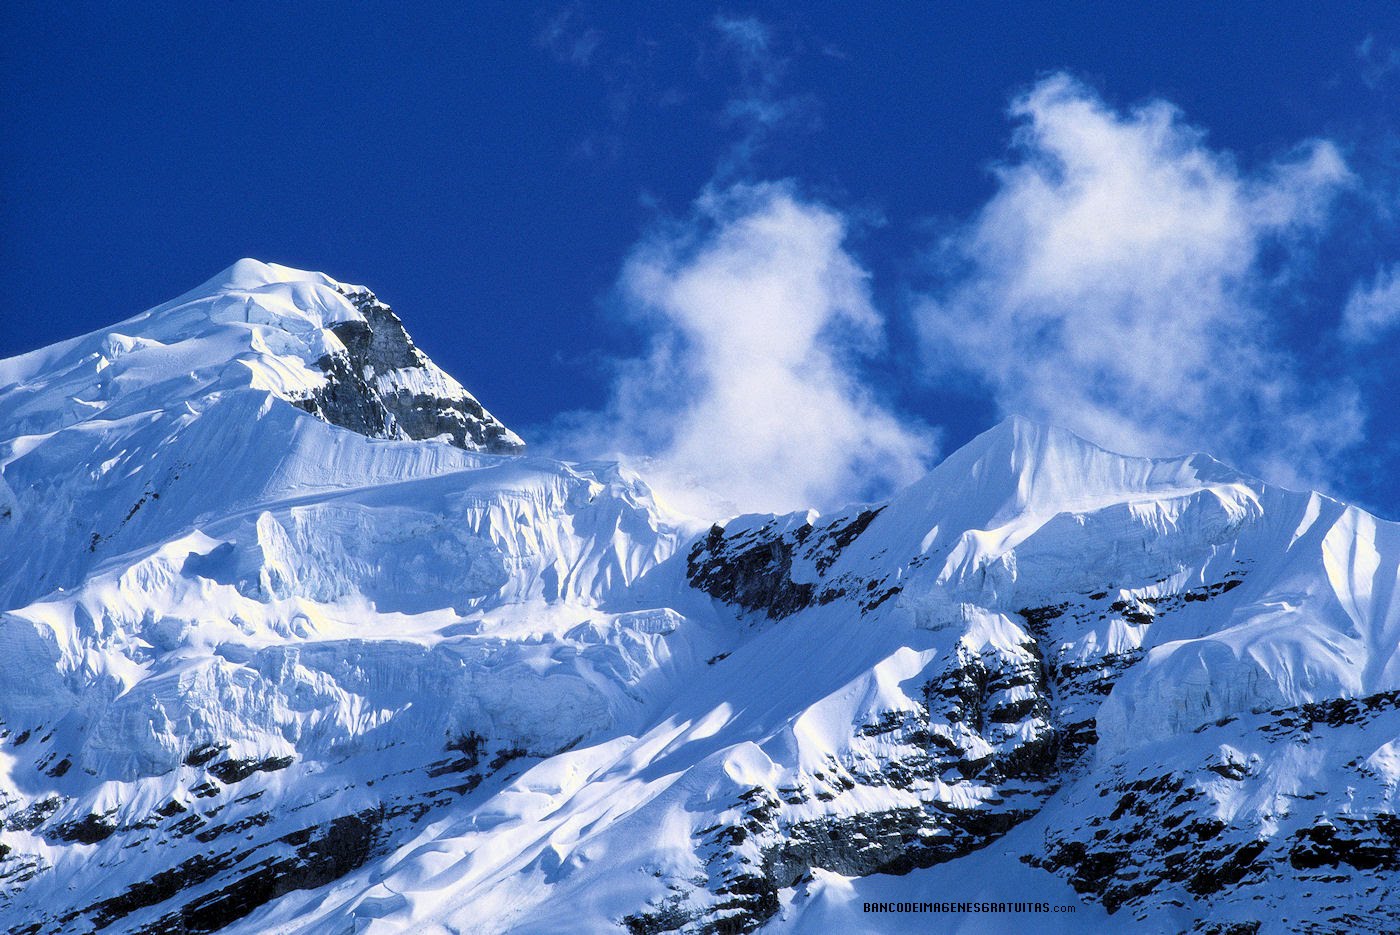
0,261,1396,935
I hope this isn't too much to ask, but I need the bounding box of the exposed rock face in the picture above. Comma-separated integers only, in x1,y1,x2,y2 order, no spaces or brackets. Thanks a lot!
1029,690,1400,932
685,507,896,619
624,635,1067,934
644,492,1266,933
663,495,1398,934
7,290,1400,935
0,725,548,934
293,288,524,453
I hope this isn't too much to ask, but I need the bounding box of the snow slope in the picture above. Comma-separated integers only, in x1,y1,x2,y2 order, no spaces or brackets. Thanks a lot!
0,263,1397,935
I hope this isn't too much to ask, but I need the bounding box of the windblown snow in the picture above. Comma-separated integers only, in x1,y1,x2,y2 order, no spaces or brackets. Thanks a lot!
0,261,1396,935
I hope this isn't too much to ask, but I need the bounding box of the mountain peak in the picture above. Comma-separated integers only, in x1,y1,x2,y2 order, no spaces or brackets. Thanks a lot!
289,279,526,453
199,257,340,293
0,261,524,454
886,414,1249,540
4,269,1399,933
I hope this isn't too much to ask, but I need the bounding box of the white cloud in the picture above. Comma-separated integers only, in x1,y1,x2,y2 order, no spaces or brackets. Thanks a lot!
1358,34,1400,89
915,73,1360,488
537,7,602,68
549,182,935,517
713,14,772,60
709,15,819,182
1342,263,1400,344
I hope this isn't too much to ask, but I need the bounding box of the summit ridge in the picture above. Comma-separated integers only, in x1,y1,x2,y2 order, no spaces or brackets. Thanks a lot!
0,265,1396,935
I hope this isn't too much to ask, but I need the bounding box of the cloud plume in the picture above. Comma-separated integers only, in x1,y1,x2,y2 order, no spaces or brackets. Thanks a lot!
551,182,935,518
1342,263,1400,344
915,73,1360,488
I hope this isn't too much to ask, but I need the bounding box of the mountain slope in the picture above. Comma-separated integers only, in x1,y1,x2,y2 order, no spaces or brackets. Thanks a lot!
0,264,1397,935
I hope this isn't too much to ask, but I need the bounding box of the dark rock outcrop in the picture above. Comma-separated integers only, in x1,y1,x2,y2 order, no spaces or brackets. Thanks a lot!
0,728,548,934
685,508,886,620
292,288,523,454
1029,690,1400,929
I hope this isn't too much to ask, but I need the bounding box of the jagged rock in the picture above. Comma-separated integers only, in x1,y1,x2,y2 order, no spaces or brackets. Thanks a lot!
685,507,885,619
293,287,524,453
5,277,1400,934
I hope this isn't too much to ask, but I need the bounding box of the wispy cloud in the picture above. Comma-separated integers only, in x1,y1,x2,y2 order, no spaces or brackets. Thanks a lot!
1358,34,1400,89
541,16,924,517
541,25,1379,513
1342,263,1400,344
534,9,820,174
710,14,819,181
914,73,1361,489
537,6,603,68
548,181,935,517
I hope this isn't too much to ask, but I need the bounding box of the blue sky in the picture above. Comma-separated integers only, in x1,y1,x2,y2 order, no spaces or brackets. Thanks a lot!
4,3,1400,515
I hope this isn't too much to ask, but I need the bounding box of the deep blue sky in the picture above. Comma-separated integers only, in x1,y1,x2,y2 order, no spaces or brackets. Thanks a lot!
4,3,1400,511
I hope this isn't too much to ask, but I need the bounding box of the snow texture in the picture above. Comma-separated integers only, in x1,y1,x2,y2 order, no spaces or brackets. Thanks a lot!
0,262,1397,934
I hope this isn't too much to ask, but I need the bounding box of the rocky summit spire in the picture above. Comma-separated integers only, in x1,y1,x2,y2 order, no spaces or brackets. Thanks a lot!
2,263,1398,935
290,283,525,454
0,259,525,454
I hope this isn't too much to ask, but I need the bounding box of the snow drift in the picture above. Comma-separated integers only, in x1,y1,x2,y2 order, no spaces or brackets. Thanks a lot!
0,262,1396,935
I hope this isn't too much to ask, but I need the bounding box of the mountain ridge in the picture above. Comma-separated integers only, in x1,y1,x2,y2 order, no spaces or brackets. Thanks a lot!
0,258,522,454
0,263,1396,934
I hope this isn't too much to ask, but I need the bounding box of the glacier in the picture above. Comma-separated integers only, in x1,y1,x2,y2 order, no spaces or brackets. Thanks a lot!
0,260,1396,934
